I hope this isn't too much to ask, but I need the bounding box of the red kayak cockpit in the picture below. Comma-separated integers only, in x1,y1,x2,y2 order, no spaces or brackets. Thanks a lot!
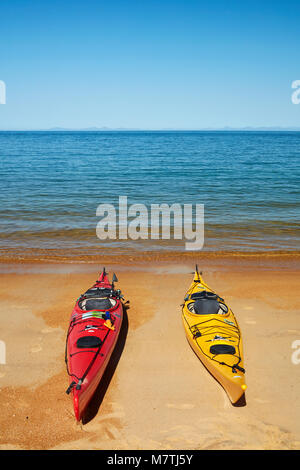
75,270,123,314
78,296,117,311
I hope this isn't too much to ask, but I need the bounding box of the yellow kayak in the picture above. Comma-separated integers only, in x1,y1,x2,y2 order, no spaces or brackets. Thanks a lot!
182,266,247,404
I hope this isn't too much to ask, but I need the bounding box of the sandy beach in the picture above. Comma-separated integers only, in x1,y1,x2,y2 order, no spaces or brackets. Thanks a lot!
0,255,299,450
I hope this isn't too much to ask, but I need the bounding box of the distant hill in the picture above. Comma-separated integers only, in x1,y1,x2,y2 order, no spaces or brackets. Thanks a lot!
1,127,300,132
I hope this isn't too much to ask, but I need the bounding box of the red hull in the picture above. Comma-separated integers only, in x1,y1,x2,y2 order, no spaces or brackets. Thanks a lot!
65,269,123,421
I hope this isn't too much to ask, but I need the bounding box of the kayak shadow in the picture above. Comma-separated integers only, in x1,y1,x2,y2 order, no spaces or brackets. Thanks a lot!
82,303,129,424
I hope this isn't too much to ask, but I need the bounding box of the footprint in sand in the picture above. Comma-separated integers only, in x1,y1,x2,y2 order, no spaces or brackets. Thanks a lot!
104,424,121,440
97,411,125,422
166,403,195,410
223,394,231,409
110,402,124,412
30,345,42,353
254,398,270,404
161,424,195,433
41,328,54,334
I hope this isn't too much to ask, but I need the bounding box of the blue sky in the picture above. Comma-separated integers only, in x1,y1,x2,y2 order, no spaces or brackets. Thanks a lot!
0,0,300,129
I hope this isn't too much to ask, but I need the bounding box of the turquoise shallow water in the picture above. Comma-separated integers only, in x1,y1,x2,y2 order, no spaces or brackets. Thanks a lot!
0,131,299,255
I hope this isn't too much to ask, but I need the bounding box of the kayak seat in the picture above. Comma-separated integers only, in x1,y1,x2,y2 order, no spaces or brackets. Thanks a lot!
193,298,220,315
79,297,116,311
191,291,218,301
188,290,228,315
76,336,102,349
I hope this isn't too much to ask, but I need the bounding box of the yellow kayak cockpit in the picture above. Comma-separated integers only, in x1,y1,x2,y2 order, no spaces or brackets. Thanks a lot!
182,267,247,404
185,289,229,315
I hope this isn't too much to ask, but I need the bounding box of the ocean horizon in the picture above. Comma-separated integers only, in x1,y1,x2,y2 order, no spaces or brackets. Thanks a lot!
1,128,300,132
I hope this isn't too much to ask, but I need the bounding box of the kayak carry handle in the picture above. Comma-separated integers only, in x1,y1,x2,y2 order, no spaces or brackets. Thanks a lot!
66,381,76,395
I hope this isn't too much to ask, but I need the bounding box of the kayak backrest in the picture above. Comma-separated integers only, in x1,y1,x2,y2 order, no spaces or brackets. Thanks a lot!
191,291,219,301
193,298,220,315
187,299,228,315
84,287,112,298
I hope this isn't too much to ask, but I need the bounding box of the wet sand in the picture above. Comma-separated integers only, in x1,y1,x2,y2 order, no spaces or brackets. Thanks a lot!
0,256,300,449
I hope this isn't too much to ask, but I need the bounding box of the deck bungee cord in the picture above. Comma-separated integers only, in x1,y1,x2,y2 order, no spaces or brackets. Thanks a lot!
65,312,115,394
182,312,245,374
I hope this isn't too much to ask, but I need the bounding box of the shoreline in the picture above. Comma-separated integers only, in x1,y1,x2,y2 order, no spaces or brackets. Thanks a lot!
0,249,300,263
0,250,300,275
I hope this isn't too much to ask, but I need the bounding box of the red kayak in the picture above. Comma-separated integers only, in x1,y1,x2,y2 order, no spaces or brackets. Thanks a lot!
65,268,124,421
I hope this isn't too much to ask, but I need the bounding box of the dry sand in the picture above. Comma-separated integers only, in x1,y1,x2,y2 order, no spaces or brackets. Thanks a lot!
0,257,299,450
